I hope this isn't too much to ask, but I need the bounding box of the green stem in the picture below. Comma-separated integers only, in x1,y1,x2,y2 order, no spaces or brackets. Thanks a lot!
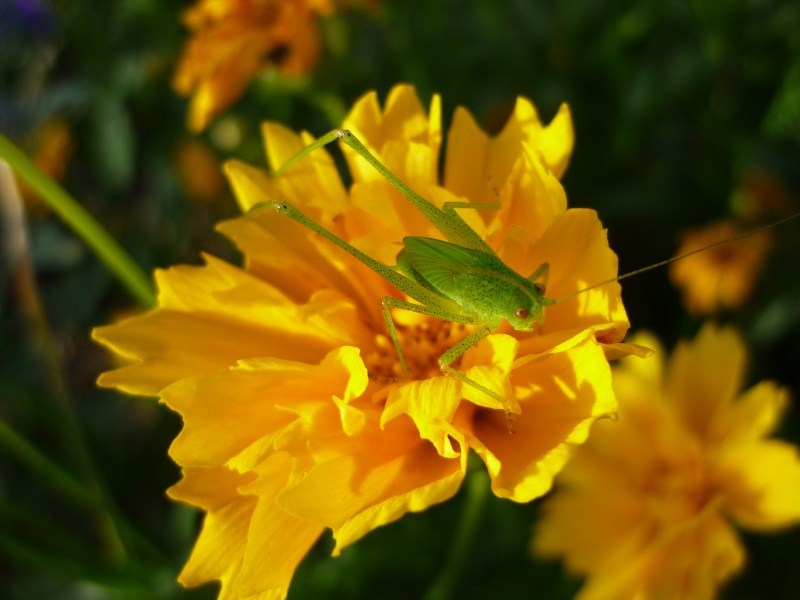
0,531,155,594
0,420,99,509
0,135,155,308
423,466,490,600
0,162,130,561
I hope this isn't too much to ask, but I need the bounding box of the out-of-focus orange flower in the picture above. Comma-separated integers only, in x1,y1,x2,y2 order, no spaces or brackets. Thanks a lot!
17,118,72,213
733,170,794,220
534,324,800,600
173,0,334,132
669,219,772,316
94,85,643,598
174,138,226,204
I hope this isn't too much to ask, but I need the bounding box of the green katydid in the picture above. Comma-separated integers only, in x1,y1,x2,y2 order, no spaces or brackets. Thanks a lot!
259,128,553,410
254,128,800,409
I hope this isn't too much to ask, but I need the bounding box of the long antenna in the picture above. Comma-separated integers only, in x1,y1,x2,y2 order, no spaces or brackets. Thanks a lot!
552,211,800,303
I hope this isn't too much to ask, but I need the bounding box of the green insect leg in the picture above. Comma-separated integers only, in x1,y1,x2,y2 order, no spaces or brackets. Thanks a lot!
381,296,479,380
526,262,555,333
527,262,550,285
436,323,516,415
275,128,494,253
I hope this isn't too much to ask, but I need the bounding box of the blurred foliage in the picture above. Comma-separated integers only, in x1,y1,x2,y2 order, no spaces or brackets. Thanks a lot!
1,0,799,598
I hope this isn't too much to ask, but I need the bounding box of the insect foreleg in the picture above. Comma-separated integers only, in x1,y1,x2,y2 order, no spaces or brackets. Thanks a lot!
527,262,549,284
381,296,480,379
524,263,553,334
437,324,517,413
272,129,344,176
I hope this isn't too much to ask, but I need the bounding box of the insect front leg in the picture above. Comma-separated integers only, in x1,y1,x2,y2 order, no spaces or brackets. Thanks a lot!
527,262,549,285
526,262,554,333
381,297,409,379
381,296,479,382
437,323,517,416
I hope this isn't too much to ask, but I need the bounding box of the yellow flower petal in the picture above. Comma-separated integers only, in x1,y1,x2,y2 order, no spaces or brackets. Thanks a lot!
534,486,649,574
258,123,349,215
459,333,521,412
444,105,521,206
582,511,744,600
444,96,574,207
533,325,797,600
277,417,466,555
343,85,442,190
716,440,800,530
93,257,365,396
461,331,616,502
519,101,574,180
709,380,788,445
217,213,381,316
172,479,256,589
381,376,464,458
666,324,746,440
163,348,368,471
235,454,324,597
169,466,256,510
613,330,664,386
169,457,324,599
488,142,567,243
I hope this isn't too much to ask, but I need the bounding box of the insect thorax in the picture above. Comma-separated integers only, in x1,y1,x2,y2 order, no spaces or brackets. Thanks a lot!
451,258,544,328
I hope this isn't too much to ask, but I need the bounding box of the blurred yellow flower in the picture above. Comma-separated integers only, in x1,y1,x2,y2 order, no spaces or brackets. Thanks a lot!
534,324,800,600
173,0,334,132
17,118,73,213
94,84,641,598
669,220,772,316
174,138,226,204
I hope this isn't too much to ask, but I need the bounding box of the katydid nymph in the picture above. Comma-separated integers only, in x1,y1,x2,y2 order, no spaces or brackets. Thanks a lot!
262,129,552,412
254,128,799,411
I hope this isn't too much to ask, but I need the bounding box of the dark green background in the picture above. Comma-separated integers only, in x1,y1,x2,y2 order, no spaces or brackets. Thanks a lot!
2,0,799,598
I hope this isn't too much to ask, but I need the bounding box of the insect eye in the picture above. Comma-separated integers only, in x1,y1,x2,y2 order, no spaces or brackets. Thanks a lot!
514,307,529,320
534,283,546,295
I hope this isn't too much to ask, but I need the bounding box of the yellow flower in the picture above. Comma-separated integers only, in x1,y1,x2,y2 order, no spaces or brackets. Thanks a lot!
174,138,227,204
173,0,334,132
669,220,772,316
533,324,800,600
94,84,640,598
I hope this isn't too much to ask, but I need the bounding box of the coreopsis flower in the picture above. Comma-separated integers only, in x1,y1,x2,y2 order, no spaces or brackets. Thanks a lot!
533,324,800,600
669,220,772,316
94,84,642,598
173,0,334,132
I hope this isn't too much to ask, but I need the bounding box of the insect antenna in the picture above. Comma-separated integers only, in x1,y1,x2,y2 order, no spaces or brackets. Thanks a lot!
551,211,800,304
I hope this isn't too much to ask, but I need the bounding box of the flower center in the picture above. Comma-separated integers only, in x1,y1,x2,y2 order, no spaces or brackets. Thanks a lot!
363,318,471,383
643,455,715,524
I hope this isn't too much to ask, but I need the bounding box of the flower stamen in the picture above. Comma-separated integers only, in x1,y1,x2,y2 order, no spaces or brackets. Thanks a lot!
363,318,471,383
